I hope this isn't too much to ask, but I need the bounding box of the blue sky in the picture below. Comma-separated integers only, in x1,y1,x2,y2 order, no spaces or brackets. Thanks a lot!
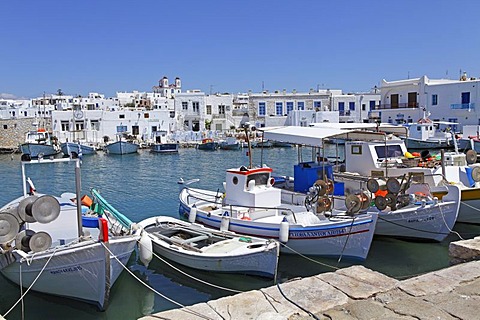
1,0,478,98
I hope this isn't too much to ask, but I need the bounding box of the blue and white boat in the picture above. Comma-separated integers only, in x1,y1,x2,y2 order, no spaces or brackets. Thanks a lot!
61,141,97,156
219,137,240,150
197,138,218,150
151,130,179,153
19,129,61,158
179,165,377,260
105,141,139,155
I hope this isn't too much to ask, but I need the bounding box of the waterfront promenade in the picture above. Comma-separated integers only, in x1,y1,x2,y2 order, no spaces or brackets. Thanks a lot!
140,237,480,320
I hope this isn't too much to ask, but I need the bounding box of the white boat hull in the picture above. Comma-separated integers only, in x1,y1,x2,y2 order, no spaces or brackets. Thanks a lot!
0,235,137,310
139,217,279,278
179,188,377,260
105,141,139,155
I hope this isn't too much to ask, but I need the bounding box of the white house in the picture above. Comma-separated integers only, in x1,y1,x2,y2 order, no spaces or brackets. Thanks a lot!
375,73,480,132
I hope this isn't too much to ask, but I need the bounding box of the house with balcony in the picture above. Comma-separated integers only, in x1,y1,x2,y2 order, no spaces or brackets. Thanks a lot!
375,74,480,132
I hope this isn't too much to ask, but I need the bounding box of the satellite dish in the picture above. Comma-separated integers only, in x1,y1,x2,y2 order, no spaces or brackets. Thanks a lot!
472,166,480,182
466,150,478,164
17,196,38,223
29,231,52,253
345,194,362,214
31,195,61,224
15,229,35,252
314,180,327,196
374,196,387,211
0,213,20,244
386,177,401,194
367,179,379,193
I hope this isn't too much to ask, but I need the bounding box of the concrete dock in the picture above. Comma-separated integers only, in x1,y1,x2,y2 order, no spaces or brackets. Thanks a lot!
140,237,480,320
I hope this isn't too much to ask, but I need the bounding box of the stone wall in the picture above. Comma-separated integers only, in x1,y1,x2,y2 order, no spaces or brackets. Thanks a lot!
0,118,37,150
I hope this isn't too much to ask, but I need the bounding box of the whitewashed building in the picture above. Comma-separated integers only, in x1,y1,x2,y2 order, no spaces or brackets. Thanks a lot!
375,73,480,132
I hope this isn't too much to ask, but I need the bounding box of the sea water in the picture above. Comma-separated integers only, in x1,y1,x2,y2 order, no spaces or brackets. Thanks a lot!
0,147,479,320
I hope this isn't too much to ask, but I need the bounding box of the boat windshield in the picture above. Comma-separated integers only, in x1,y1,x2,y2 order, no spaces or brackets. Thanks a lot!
246,172,269,186
374,145,403,159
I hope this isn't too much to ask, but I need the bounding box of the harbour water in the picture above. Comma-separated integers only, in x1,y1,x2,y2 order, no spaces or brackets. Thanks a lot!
1,147,480,320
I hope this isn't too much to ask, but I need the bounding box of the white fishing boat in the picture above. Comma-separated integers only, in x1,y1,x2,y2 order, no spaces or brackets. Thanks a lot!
403,111,455,150
151,130,179,153
218,137,241,150
19,129,61,158
0,157,143,310
261,126,462,241
138,216,279,278
178,123,377,260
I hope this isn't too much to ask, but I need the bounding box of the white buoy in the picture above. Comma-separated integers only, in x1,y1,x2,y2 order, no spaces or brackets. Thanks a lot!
279,217,289,243
138,230,153,268
220,212,230,231
188,207,197,223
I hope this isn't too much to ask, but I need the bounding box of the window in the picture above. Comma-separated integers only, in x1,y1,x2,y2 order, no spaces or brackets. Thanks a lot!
119,114,125,119
339,102,345,115
462,92,470,104
75,121,84,131
144,113,149,118
3,125,7,129
313,101,321,110
218,105,225,114
369,101,376,110
91,120,100,131
182,102,188,110
351,145,362,155
61,121,69,131
349,102,355,111
275,102,283,115
192,102,199,113
432,94,438,106
132,125,139,135
116,125,127,133
206,105,212,115
297,101,305,110
286,102,294,113
374,145,403,159
258,102,266,116
362,104,366,111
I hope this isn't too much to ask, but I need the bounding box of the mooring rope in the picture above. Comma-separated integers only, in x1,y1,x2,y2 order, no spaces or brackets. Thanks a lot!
3,247,58,318
100,242,220,320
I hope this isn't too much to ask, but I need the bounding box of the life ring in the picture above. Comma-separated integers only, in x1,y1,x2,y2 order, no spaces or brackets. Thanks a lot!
269,177,275,186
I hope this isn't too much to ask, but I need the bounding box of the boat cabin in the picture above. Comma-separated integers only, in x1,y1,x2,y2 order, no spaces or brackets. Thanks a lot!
25,129,53,145
224,166,281,211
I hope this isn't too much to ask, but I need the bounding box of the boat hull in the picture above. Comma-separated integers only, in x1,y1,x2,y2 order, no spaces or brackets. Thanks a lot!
20,143,60,158
374,201,458,241
151,143,179,153
61,142,97,156
179,188,377,260
404,137,453,150
198,142,218,150
0,235,137,310
105,141,139,155
140,217,278,278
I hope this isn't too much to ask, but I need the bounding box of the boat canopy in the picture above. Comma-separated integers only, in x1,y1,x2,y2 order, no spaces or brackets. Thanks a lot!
260,126,388,147
309,122,409,137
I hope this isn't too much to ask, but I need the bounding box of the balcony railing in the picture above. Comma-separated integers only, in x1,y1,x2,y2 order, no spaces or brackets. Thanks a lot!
376,102,419,109
450,103,475,110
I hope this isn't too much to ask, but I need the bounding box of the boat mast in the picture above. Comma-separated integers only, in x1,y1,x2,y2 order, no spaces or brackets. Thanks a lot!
243,123,253,169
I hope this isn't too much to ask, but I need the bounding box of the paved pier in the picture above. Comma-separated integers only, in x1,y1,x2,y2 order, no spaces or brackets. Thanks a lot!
140,237,480,320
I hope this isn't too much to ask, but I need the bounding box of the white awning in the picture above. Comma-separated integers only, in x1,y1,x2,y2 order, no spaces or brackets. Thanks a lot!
309,122,409,136
260,126,387,147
